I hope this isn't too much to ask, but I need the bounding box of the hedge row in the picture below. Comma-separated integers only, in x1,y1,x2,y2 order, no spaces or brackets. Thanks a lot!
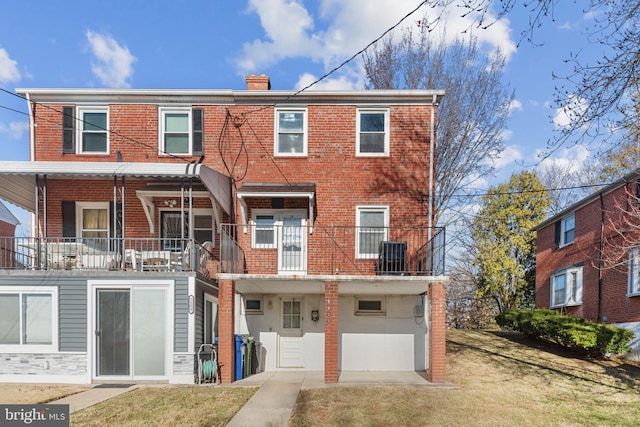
495,309,634,357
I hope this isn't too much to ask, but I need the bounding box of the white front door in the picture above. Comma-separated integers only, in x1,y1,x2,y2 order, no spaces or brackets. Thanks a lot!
278,298,304,367
278,215,307,274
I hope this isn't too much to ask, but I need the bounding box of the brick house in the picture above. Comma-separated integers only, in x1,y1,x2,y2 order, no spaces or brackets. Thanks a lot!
0,201,20,269
533,170,640,359
0,75,448,384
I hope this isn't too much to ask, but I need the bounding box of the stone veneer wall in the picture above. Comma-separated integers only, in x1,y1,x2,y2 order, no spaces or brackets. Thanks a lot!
0,353,86,376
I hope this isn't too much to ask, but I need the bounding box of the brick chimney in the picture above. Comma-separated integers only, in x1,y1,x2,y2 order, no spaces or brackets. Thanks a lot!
245,74,271,90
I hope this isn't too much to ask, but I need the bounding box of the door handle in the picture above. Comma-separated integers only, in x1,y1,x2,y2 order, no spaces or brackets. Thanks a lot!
95,330,101,336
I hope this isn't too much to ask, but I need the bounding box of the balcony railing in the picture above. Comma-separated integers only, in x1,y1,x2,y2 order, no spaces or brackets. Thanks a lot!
220,224,445,276
0,237,216,275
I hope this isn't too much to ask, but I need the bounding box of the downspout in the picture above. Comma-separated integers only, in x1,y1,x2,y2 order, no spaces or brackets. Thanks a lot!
428,95,436,238
597,193,604,322
26,92,34,162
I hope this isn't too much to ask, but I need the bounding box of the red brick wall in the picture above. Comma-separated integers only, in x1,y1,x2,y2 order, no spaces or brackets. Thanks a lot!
428,281,446,382
324,281,339,383
33,102,436,231
0,221,17,268
218,279,235,384
536,184,640,323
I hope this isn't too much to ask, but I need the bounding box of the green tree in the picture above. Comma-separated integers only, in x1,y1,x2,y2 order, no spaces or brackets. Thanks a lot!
473,171,550,313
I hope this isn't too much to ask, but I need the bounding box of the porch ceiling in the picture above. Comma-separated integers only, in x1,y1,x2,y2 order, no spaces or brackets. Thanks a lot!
228,274,443,295
0,161,231,215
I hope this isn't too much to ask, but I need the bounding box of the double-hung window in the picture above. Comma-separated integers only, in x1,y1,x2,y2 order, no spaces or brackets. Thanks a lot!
0,287,58,351
275,109,307,156
77,202,109,250
561,214,575,246
356,206,389,258
253,214,276,248
551,265,583,307
356,109,389,156
159,107,204,156
629,247,640,296
77,106,109,154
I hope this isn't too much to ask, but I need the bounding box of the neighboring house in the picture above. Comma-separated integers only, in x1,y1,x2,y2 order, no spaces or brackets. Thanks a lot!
0,75,448,385
0,201,20,268
533,170,640,359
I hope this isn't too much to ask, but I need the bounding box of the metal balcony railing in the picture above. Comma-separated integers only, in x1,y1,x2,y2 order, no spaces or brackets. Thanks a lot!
220,224,445,276
0,236,216,275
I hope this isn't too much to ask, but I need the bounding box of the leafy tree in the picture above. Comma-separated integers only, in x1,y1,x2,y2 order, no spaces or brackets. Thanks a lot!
473,171,550,313
363,28,513,230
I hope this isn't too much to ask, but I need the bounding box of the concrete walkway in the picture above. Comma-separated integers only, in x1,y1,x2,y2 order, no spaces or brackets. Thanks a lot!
51,384,138,414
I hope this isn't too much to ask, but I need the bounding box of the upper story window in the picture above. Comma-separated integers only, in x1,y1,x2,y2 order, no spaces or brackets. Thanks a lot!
77,202,109,250
356,109,389,156
275,109,307,156
555,214,575,248
551,265,583,308
77,106,109,154
629,247,640,296
356,206,389,259
159,107,203,156
0,286,58,352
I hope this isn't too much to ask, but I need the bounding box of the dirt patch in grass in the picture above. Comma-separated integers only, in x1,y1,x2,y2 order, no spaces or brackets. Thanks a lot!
290,329,640,427
71,385,256,427
0,383,92,404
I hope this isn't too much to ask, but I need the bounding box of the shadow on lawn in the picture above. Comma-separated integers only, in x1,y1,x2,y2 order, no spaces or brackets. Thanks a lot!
447,330,640,391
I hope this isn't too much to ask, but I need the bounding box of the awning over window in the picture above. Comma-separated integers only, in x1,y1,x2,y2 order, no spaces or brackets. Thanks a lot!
0,161,232,216
236,182,316,231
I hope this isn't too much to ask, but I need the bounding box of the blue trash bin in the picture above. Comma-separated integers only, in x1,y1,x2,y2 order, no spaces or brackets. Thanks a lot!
234,335,248,381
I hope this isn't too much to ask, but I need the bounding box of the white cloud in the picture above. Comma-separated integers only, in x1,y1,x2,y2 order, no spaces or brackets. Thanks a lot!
294,72,359,90
537,144,590,173
85,30,136,88
0,47,20,84
493,144,523,169
553,95,587,129
0,121,28,140
236,0,516,87
509,99,523,113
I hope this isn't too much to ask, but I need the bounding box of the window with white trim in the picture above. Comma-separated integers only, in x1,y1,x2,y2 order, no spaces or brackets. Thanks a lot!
560,214,575,246
244,296,263,314
77,106,108,154
551,265,583,308
355,297,386,315
159,107,202,155
0,287,58,351
628,247,640,296
275,109,307,156
356,109,389,156
253,214,276,248
204,294,218,344
356,206,389,259
77,202,109,250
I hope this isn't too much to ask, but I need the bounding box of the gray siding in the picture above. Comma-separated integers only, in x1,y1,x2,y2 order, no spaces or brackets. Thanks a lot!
174,277,189,352
193,280,218,352
0,275,87,352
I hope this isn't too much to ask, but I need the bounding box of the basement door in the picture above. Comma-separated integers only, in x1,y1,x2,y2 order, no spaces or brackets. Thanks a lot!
95,287,168,379
278,298,304,367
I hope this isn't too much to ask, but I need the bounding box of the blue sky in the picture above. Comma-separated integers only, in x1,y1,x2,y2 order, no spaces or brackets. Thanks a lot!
0,0,597,231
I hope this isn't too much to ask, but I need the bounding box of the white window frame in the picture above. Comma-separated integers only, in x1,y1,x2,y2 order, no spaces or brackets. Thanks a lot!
275,108,308,156
243,295,263,314
77,106,109,154
159,208,215,244
628,247,640,296
251,212,277,249
355,296,386,316
550,265,583,308
76,202,110,242
204,293,218,344
356,205,389,259
159,106,192,156
0,286,59,352
356,108,390,156
560,214,575,246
